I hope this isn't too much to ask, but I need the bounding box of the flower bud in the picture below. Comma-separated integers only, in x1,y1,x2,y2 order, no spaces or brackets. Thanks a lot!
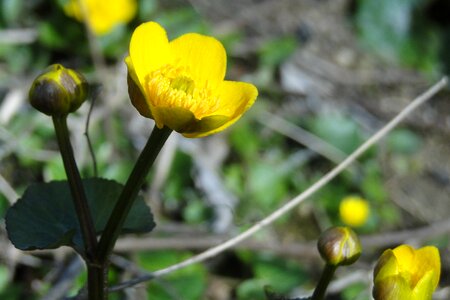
29,64,88,116
317,226,362,266
373,245,440,300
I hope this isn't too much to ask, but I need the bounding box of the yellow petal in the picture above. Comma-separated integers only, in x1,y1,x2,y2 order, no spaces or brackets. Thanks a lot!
63,0,137,36
108,0,137,24
415,246,441,289
392,244,415,269
182,81,256,137
374,250,400,283
170,33,226,87
217,81,258,115
373,276,412,300
152,106,230,138
151,106,196,132
125,56,152,118
181,115,231,138
129,22,171,85
412,270,436,300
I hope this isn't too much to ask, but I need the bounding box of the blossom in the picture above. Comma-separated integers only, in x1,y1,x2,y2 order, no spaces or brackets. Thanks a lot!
63,0,137,35
125,22,258,138
373,245,441,300
339,196,370,227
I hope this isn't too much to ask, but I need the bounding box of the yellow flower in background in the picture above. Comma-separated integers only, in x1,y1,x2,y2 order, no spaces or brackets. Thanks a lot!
339,196,369,227
373,245,440,300
63,0,137,35
125,22,258,138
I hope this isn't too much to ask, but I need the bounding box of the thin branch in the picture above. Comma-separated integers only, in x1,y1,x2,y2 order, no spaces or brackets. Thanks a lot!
114,235,318,259
108,218,450,292
112,216,450,256
110,77,448,291
84,95,98,177
40,256,84,300
0,172,19,204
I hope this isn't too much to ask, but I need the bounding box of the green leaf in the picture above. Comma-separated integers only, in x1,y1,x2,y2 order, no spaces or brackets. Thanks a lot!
5,178,155,255
387,128,422,154
138,251,207,300
0,265,9,293
259,36,297,67
253,256,304,293
308,114,363,154
237,279,266,300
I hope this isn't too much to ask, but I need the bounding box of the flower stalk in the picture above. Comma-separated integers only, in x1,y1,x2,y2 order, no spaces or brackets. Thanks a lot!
97,126,172,264
52,115,103,299
311,263,337,300
53,116,98,258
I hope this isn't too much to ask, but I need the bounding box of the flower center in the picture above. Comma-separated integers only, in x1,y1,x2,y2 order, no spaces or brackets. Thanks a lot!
144,65,219,119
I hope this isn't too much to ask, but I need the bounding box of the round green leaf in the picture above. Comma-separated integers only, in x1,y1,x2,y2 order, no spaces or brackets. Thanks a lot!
5,178,155,255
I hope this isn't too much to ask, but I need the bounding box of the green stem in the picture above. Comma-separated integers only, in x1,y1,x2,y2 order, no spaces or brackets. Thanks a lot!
52,116,104,299
311,264,337,300
97,126,172,264
87,265,107,300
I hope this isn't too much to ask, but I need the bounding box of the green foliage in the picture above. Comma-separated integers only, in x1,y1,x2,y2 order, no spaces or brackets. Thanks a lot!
341,282,370,300
259,36,298,68
254,36,297,86
355,0,439,72
183,198,211,224
138,251,207,300
1,0,24,25
307,114,363,154
237,254,307,300
5,178,155,256
138,0,158,21
229,121,261,160
247,159,290,212
387,128,422,154
0,266,9,293
155,7,210,38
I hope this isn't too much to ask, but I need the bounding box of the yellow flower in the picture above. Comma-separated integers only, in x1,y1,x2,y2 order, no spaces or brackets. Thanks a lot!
125,22,258,138
339,196,370,227
373,245,441,300
63,0,137,35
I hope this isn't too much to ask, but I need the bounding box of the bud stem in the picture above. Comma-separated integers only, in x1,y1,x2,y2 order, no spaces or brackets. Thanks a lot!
311,263,337,300
52,116,103,299
97,126,172,264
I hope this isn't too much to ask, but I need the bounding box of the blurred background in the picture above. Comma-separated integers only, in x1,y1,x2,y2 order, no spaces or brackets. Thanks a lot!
0,0,450,299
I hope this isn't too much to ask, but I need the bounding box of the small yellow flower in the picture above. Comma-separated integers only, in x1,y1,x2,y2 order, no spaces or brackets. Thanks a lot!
63,0,137,35
125,22,258,138
339,196,370,227
373,245,441,300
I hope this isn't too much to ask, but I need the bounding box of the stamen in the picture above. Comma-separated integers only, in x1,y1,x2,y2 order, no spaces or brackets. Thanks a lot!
144,65,220,118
